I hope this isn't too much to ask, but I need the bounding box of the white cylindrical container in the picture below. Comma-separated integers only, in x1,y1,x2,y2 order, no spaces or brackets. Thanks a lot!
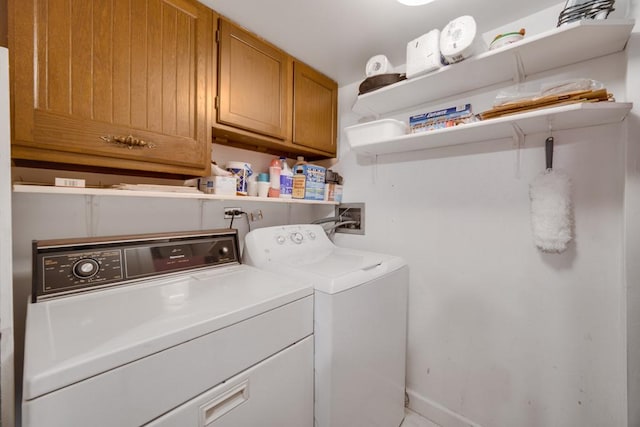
257,181,270,198
365,55,394,77
247,177,258,197
226,161,253,195
440,15,480,64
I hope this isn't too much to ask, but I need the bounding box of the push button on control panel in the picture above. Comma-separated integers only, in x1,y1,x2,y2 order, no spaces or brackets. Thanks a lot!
290,232,304,244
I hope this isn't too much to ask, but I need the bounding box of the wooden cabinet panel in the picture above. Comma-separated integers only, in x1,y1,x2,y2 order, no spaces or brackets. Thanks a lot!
293,61,337,154
217,18,291,140
214,18,337,160
0,0,7,47
9,0,214,177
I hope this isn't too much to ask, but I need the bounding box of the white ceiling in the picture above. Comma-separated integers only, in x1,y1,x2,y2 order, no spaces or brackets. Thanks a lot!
199,0,563,86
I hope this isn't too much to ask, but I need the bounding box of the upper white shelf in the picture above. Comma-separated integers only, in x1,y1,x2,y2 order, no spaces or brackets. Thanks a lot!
352,19,635,117
12,185,340,205
349,102,632,156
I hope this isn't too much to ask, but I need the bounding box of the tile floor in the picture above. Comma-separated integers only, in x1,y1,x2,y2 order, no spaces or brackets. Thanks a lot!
401,409,441,427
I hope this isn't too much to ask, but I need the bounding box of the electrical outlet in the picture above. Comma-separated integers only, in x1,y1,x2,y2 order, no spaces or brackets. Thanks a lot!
335,203,365,235
250,209,263,221
224,207,242,219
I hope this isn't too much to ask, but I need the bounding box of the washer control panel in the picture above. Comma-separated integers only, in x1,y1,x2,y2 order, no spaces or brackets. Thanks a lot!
33,229,240,302
273,228,320,246
244,224,334,266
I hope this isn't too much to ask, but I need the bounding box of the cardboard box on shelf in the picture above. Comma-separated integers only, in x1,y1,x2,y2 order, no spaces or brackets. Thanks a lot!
410,104,473,133
294,164,326,200
324,183,343,202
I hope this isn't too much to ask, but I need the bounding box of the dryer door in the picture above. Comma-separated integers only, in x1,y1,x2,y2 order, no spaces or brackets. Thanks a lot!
147,336,313,427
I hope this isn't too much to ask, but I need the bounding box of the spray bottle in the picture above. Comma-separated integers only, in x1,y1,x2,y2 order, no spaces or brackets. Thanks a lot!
268,157,281,197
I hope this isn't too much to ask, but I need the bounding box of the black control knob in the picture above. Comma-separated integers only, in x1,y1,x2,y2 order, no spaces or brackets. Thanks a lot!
72,258,100,279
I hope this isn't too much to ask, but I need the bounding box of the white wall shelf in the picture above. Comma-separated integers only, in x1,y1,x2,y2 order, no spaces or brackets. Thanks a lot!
349,102,632,156
12,185,340,205
352,19,635,117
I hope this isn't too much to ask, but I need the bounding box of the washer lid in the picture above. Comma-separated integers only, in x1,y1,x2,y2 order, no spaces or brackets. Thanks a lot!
276,247,406,294
22,264,313,401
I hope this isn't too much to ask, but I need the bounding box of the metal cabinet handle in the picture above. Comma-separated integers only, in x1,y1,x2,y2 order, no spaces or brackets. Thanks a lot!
100,135,155,149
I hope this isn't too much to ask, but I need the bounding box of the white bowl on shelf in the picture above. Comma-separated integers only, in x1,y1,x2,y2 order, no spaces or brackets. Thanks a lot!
344,119,407,148
489,30,525,50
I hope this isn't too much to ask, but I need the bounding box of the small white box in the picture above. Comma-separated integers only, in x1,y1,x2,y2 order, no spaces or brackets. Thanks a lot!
344,119,407,148
406,29,443,79
55,177,85,188
213,176,237,195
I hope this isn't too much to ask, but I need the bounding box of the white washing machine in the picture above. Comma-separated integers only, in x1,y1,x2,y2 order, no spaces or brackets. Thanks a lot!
23,229,314,427
243,224,409,427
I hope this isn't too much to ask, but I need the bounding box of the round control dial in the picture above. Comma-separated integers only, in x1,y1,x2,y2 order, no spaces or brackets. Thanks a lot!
290,232,304,244
72,258,100,279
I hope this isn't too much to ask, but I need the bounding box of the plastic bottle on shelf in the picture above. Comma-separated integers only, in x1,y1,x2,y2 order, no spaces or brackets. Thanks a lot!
268,157,281,197
279,157,293,199
294,156,307,167
292,156,307,199
292,167,306,199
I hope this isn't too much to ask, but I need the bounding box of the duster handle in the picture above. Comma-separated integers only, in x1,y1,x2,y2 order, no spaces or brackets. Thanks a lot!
545,136,554,170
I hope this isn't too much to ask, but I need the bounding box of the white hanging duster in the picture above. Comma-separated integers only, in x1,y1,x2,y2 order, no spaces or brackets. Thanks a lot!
529,136,573,252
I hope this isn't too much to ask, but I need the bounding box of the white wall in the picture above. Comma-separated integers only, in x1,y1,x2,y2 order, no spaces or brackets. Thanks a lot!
333,9,635,427
9,5,639,427
624,2,640,425
0,46,15,427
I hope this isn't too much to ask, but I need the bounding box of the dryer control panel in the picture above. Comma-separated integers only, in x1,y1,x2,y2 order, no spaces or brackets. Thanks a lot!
32,229,240,302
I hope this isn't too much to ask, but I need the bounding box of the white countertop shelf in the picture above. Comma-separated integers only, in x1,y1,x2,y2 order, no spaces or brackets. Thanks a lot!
12,185,340,205
349,102,632,156
352,19,635,117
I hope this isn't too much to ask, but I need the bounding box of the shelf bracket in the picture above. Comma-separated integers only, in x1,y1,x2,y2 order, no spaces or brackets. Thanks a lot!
511,123,524,148
511,52,526,84
84,195,98,237
511,123,525,179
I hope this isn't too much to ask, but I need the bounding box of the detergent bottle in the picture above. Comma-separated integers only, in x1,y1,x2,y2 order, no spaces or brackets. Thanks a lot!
279,157,293,199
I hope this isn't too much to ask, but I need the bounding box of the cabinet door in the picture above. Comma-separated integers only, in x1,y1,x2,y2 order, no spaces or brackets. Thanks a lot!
292,61,337,155
9,0,213,177
217,18,291,140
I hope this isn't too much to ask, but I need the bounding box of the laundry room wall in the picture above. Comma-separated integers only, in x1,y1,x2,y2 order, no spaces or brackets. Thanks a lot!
333,5,638,427
8,3,639,427
0,46,15,427
624,1,640,424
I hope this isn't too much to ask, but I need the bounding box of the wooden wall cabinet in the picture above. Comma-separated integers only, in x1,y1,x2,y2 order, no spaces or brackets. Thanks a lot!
9,0,214,177
217,18,291,140
214,18,337,160
292,60,337,155
0,0,7,48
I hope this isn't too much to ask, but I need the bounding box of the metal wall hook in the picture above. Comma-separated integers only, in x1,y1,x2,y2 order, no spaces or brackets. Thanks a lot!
546,136,554,170
546,122,554,170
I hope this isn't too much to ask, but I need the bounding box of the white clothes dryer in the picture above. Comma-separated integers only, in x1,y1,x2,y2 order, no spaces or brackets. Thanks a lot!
243,224,409,427
23,229,314,427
